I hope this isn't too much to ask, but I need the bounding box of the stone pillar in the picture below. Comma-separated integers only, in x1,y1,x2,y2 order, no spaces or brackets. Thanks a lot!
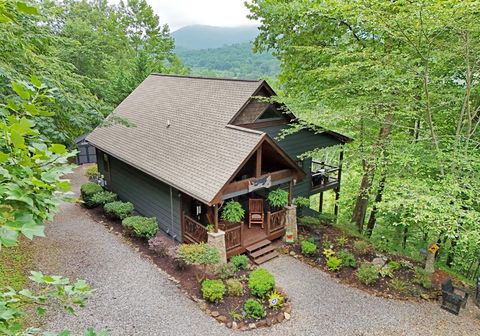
207,229,227,265
284,205,297,243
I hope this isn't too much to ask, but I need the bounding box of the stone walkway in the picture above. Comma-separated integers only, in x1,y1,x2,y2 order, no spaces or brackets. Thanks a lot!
31,166,480,335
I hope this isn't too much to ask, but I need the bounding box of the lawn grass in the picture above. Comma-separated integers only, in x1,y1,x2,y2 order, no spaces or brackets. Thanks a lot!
0,240,34,290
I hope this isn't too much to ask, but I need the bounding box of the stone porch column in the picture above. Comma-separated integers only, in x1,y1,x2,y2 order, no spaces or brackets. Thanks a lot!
207,230,227,264
284,205,297,243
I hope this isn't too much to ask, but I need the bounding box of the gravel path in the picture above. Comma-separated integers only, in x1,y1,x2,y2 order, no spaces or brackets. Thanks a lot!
31,166,480,335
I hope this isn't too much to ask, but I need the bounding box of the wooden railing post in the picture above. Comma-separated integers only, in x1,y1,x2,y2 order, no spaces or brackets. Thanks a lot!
240,221,244,246
266,211,271,235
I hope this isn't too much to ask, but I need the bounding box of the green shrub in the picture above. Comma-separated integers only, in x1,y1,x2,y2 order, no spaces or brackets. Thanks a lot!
177,243,220,281
267,290,284,309
85,164,99,179
322,248,335,258
298,216,321,227
221,200,245,223
294,196,310,208
104,201,134,220
248,268,275,298
121,216,158,238
318,212,335,224
353,240,372,254
267,189,289,208
90,191,117,207
322,239,333,249
400,259,414,269
300,240,317,256
379,265,394,278
387,261,401,272
215,262,237,280
390,278,408,293
413,267,432,289
326,256,343,271
80,182,103,207
230,255,249,271
243,299,265,319
201,279,225,303
335,236,348,247
337,250,356,268
226,278,244,296
357,263,379,286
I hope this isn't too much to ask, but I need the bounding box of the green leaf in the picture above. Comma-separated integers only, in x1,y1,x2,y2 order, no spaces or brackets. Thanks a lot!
10,130,25,148
20,221,45,240
5,188,33,206
36,306,47,316
0,227,19,247
0,152,8,163
11,82,30,100
49,144,67,155
30,75,42,88
16,2,39,15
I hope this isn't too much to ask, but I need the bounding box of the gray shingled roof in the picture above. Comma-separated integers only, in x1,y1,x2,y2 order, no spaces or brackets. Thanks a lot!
87,74,266,204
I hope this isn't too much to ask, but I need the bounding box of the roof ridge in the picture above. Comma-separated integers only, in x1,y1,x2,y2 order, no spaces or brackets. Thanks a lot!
150,73,261,83
225,124,265,135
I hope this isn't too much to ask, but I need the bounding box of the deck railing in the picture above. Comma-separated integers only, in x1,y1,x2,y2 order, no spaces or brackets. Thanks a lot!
311,160,340,190
182,212,208,244
266,208,287,235
224,222,243,252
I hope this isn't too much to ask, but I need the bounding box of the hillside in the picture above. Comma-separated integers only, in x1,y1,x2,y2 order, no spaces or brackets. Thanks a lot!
172,25,259,49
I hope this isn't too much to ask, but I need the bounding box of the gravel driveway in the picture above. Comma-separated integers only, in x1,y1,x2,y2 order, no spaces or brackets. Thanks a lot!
32,166,480,335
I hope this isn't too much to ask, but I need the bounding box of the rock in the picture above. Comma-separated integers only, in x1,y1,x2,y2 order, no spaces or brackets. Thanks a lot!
232,322,238,329
205,309,211,315
276,312,285,323
256,320,267,328
284,304,292,314
289,251,296,256
266,317,273,326
217,315,228,323
372,257,387,268
284,312,291,320
226,322,232,328
211,311,220,317
249,323,256,329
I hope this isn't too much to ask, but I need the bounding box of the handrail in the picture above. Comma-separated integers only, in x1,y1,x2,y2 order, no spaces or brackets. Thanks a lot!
182,212,208,243
224,222,243,251
266,208,287,235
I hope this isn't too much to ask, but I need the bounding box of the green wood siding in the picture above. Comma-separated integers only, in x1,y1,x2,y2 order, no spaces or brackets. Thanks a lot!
97,150,182,242
260,125,342,197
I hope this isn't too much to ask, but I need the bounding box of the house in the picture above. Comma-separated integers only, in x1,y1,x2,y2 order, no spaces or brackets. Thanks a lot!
87,74,351,262
74,134,97,165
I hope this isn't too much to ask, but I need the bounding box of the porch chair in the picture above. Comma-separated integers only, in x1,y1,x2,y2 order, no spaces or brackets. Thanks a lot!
248,198,265,229
440,279,469,315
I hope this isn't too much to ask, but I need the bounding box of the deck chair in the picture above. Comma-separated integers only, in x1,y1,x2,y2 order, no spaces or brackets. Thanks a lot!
248,198,264,229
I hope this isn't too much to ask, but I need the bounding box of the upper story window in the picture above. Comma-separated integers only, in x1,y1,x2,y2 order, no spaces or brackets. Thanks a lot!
257,105,283,121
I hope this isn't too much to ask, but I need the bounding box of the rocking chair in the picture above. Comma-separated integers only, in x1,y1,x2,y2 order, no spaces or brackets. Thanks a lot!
441,279,469,315
248,198,264,229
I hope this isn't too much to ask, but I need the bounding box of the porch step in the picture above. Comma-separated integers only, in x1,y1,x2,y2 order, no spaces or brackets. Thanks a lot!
245,239,278,265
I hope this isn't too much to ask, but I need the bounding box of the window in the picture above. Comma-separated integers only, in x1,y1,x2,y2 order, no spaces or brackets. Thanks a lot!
257,106,283,121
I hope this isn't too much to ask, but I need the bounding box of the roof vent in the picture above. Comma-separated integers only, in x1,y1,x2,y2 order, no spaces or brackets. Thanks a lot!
166,119,171,128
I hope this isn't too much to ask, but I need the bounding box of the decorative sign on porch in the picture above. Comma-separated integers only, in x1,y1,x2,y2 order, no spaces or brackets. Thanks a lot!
285,231,294,243
248,175,272,192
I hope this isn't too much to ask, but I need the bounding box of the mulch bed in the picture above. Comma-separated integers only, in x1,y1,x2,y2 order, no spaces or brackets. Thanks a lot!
85,206,291,330
288,223,444,301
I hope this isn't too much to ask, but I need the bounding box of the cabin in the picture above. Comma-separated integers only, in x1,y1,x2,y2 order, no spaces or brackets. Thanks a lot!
87,74,351,263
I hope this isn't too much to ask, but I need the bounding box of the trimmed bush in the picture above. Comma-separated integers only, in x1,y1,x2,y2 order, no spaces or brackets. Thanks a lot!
293,196,310,208
90,191,117,207
300,240,317,256
148,236,169,257
248,268,275,298
244,299,265,319
201,279,225,303
337,250,356,268
226,278,244,296
215,262,236,280
353,240,372,254
122,216,158,238
85,164,99,180
80,182,103,207
357,263,379,286
230,255,249,271
104,201,134,220
326,256,343,271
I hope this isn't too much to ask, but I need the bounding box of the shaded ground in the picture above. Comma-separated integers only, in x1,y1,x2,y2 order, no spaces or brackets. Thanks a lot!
30,165,480,335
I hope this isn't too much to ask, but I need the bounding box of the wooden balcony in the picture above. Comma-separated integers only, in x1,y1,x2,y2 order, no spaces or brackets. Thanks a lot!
311,160,341,193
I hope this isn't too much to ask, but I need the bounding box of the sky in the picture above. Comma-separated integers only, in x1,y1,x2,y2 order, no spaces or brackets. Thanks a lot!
111,0,257,31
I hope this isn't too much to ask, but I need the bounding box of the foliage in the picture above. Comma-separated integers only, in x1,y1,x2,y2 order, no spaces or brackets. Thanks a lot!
90,191,117,207
387,261,401,272
229,308,243,321
335,236,348,248
413,267,433,289
378,265,394,279
300,240,317,256
0,271,93,335
225,278,244,297
85,164,99,179
215,262,237,280
357,263,380,286
322,248,335,259
201,279,225,303
389,278,408,294
221,200,245,223
326,256,343,272
205,224,215,233
337,250,356,268
147,236,169,257
121,216,158,238
230,255,249,271
267,189,289,208
353,241,372,255
243,299,265,319
177,243,220,280
104,201,134,220
267,290,284,309
80,183,104,208
173,257,188,271
293,196,310,208
322,239,333,250
248,268,275,298
298,216,321,227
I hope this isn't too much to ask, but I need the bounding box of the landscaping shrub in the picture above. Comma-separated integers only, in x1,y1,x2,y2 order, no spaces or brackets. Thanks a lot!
298,216,321,227
248,268,275,298
322,248,335,259
230,255,249,271
122,216,158,238
413,267,432,289
173,257,188,271
294,196,310,208
80,182,103,207
215,262,236,280
326,256,343,271
267,188,289,208
244,299,266,319
322,239,333,249
337,250,356,268
387,260,401,272
226,278,244,297
201,279,225,303
390,278,408,293
85,164,99,180
335,236,348,247
353,240,372,254
104,201,134,220
90,191,117,207
221,200,245,223
300,240,317,256
177,243,220,280
357,263,379,285
148,236,169,257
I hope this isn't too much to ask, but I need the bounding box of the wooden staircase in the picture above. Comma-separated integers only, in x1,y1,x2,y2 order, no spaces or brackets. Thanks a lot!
246,239,278,265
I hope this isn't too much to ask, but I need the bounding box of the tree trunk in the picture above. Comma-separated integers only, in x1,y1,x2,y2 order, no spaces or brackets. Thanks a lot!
365,171,387,237
402,226,408,250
